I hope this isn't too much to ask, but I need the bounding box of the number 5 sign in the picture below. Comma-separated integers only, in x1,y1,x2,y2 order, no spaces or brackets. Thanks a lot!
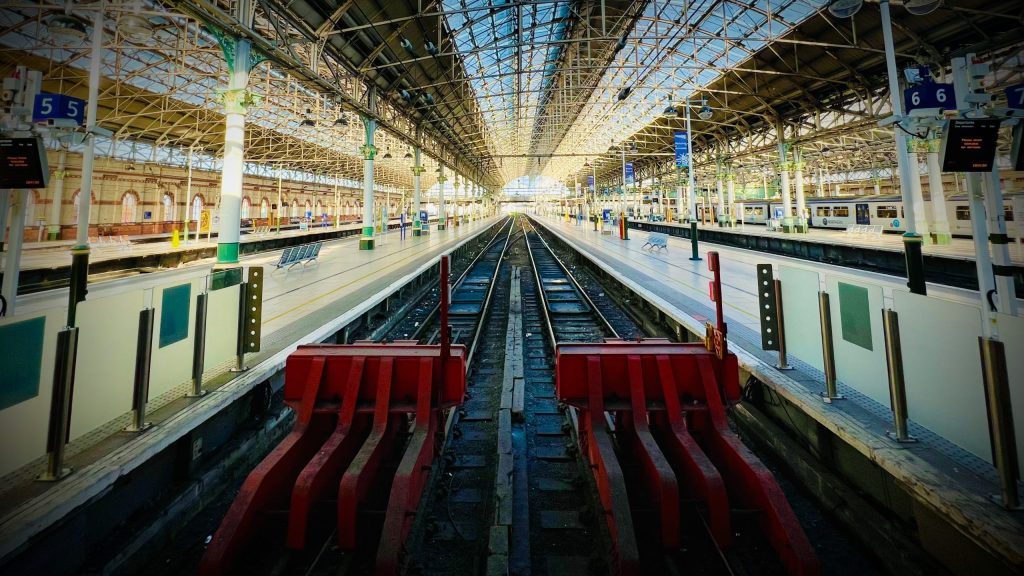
904,82,955,113
32,93,86,125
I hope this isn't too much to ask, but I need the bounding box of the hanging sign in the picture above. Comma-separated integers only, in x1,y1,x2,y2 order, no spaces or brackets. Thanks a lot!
624,162,634,185
32,93,86,125
0,136,49,188
940,118,1000,172
674,131,689,167
1005,83,1024,110
587,174,594,189
903,82,955,113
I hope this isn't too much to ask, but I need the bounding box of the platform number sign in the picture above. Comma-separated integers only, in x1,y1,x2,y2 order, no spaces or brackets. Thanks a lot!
32,93,86,125
903,82,955,113
1006,83,1024,110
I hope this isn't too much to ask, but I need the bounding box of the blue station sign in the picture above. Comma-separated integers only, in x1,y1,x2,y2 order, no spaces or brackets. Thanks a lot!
674,131,689,168
32,92,86,125
903,82,955,113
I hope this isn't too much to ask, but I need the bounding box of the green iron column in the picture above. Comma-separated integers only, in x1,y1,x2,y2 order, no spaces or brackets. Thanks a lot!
214,37,258,265
359,88,378,250
412,147,424,236
778,141,794,232
436,165,447,230
793,147,807,232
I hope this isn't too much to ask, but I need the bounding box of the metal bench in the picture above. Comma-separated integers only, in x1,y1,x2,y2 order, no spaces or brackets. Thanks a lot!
642,232,669,252
274,241,323,269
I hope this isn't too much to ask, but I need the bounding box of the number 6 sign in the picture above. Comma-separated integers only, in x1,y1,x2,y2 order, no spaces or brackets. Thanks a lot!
904,82,955,113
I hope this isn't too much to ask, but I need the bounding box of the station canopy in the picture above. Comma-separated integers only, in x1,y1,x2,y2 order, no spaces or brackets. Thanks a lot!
1,0,1020,193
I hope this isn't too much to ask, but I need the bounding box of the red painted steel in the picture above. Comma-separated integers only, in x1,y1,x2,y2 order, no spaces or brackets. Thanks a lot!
198,343,466,576
556,341,819,576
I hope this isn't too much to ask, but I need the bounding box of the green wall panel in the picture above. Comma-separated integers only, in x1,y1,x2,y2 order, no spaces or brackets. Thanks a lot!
0,316,45,410
838,282,872,351
159,283,191,348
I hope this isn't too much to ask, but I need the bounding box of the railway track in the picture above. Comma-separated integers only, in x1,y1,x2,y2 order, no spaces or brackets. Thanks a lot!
183,214,844,576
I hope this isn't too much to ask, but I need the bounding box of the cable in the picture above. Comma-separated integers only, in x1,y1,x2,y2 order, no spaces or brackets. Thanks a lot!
895,121,929,141
0,294,6,317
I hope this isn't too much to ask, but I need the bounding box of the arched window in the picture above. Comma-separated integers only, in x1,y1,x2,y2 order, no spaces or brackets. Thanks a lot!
260,198,269,218
24,191,37,222
121,192,138,223
304,200,312,217
192,195,204,221
290,200,298,218
162,193,174,221
241,197,251,219
315,200,323,216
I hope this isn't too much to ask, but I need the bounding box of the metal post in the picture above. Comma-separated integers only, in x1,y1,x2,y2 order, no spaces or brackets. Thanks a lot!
689,221,701,261
188,292,209,397
773,279,792,370
818,292,843,403
883,309,916,442
125,307,155,432
979,337,1020,509
231,282,249,372
880,0,926,295
38,327,78,481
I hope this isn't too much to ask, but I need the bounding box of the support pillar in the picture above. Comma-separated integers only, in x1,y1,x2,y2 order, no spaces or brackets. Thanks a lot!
1,190,27,315
48,150,67,241
412,147,425,236
437,165,447,230
907,145,930,237
716,167,726,227
215,37,254,265
779,142,793,232
727,173,736,227
359,88,378,250
926,142,951,244
794,149,807,232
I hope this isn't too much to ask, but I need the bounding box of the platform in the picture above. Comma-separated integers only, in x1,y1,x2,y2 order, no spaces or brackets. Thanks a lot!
1,217,422,295
0,217,499,567
533,214,1024,574
625,218,1024,297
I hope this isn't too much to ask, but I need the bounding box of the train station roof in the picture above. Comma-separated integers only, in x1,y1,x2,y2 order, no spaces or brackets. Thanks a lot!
1,1,1021,191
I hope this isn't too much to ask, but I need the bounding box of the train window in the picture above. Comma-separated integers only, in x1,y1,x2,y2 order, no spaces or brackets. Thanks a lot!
745,206,764,216
1005,206,1014,222
955,206,970,220
816,207,831,216
877,205,897,219
833,206,850,217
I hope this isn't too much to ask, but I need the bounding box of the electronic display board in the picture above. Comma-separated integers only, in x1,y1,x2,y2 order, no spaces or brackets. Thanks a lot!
0,136,49,189
940,118,1000,172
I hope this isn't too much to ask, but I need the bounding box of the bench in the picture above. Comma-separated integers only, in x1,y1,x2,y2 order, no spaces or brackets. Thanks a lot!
642,232,669,252
274,241,323,269
844,224,883,237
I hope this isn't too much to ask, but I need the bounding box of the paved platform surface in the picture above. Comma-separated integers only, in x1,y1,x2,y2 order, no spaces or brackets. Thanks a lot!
0,217,499,563
533,214,1024,571
2,218,405,273
628,217,1024,264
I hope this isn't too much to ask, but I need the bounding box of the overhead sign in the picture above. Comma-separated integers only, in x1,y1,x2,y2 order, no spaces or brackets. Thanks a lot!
32,93,86,125
587,174,594,189
624,162,634,185
0,136,49,189
674,131,689,167
940,118,1000,172
1006,83,1024,110
903,82,955,113
1012,123,1024,172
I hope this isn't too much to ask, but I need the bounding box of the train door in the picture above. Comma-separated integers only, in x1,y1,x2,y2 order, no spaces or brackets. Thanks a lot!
855,203,870,225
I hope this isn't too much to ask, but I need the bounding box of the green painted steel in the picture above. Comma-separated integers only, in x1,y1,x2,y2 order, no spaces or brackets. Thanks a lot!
0,316,45,409
159,283,192,348
217,242,239,263
211,267,243,291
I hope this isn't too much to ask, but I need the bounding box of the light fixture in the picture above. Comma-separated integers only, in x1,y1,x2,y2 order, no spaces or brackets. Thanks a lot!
300,118,316,127
400,37,414,52
425,41,438,55
404,151,413,159
617,86,631,101
697,104,713,121
662,103,678,116
904,0,942,15
334,115,349,127
827,0,863,18
583,158,591,168
46,14,88,47
383,150,393,159
117,13,153,44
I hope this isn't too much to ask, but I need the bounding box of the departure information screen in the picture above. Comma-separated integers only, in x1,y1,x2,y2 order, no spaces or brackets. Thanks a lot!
940,118,1000,172
0,136,49,188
